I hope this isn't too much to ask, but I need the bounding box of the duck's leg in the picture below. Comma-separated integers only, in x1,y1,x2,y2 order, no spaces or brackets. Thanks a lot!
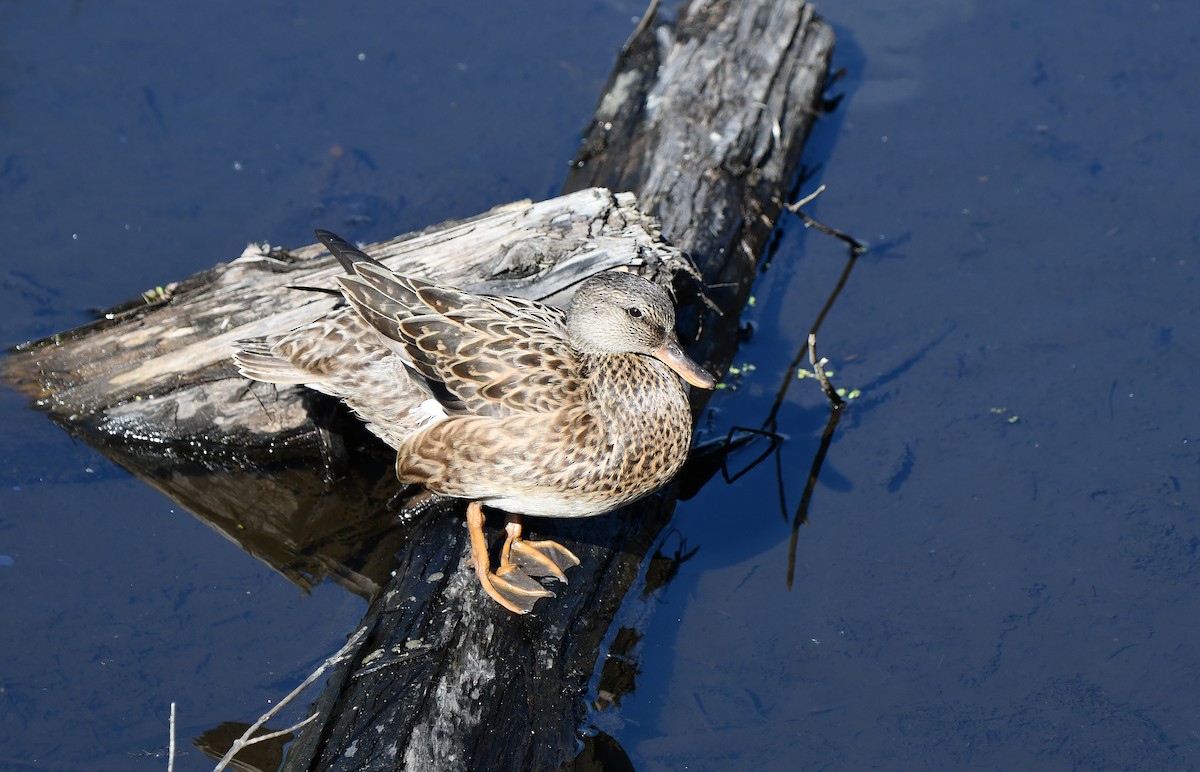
500,513,581,582
466,502,552,614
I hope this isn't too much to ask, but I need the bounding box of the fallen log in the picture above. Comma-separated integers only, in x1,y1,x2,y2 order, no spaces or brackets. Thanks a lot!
1,0,834,768
3,189,693,597
283,1,834,768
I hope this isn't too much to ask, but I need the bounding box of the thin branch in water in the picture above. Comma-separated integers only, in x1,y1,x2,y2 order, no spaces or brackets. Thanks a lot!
785,186,868,254
785,334,848,587
794,209,867,253
212,626,367,772
708,187,864,585
716,344,847,528
808,334,845,409
763,193,863,579
169,702,176,772
231,712,320,749
791,183,826,210
763,194,863,430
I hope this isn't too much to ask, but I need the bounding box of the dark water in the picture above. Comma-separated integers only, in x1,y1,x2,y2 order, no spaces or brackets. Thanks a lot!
2,1,1197,770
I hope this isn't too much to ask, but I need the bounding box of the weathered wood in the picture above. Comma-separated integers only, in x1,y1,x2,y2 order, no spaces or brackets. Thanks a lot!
3,190,686,452
566,0,835,373
1,0,834,768
3,191,697,600
281,1,834,770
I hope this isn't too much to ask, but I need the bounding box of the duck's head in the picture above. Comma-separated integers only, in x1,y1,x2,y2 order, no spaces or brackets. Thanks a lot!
566,272,715,389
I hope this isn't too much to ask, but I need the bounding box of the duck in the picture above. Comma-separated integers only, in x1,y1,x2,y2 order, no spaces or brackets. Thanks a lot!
234,229,714,613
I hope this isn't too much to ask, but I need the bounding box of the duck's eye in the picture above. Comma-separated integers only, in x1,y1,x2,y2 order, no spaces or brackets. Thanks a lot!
626,306,644,319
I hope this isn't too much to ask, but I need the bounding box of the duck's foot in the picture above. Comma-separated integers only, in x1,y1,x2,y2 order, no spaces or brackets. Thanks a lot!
502,517,581,582
466,502,554,614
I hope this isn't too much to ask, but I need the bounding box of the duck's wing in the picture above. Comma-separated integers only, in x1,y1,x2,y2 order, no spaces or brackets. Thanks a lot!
233,305,434,449
317,233,582,418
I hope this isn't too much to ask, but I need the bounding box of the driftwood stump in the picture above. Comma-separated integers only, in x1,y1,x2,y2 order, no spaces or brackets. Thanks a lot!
2,0,834,768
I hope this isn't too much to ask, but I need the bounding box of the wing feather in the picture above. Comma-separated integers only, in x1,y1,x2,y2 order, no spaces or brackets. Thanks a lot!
334,261,581,417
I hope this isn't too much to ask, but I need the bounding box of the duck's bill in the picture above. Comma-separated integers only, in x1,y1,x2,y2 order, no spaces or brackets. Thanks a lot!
653,338,716,389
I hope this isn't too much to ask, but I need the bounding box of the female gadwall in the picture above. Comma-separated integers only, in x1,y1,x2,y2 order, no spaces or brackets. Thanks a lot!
235,230,713,613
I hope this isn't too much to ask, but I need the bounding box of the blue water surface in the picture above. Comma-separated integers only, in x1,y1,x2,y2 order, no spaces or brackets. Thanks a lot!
1,1,1197,770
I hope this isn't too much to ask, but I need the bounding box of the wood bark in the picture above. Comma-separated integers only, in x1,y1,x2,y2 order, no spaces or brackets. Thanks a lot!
1,0,834,769
282,2,834,769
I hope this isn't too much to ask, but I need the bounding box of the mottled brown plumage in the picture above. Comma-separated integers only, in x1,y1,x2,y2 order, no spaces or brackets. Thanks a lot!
234,229,714,612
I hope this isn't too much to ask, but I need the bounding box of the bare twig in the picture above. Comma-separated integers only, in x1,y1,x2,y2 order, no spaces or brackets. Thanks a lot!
808,334,844,408
213,627,367,772
785,186,867,254
232,712,320,748
725,193,863,582
626,0,661,53
790,183,826,210
783,333,847,586
764,194,863,430
169,702,176,772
